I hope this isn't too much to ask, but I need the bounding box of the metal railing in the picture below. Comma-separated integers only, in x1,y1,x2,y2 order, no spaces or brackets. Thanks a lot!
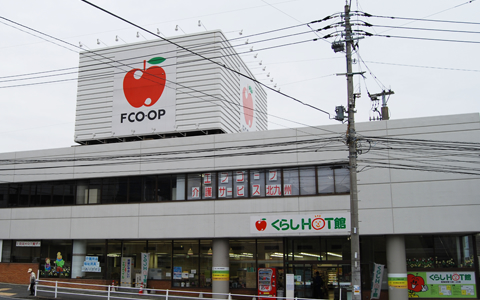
35,280,291,300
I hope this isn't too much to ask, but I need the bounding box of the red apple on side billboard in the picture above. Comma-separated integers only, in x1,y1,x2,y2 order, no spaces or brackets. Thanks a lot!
242,86,254,127
123,57,166,108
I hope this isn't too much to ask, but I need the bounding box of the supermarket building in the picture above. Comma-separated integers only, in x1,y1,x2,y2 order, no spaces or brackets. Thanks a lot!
0,31,479,300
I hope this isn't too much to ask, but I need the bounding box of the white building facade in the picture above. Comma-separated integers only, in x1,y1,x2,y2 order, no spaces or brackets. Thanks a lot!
0,32,479,300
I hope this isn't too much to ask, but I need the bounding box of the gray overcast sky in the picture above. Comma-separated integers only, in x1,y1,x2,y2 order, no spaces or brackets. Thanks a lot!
0,0,478,153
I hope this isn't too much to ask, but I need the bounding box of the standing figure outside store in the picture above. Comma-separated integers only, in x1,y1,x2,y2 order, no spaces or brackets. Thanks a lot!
313,271,324,299
28,268,36,296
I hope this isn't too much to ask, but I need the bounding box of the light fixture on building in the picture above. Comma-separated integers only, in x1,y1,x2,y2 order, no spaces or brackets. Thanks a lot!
208,248,213,255
187,248,193,255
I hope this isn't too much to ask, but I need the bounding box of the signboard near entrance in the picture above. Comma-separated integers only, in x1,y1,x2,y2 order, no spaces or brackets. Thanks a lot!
251,213,350,235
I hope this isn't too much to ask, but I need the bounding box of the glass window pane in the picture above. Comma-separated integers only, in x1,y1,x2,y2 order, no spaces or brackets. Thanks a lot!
19,183,31,207
250,170,265,197
283,168,300,196
229,239,256,289
300,167,316,195
11,240,41,263
257,238,283,268
83,240,107,279
123,240,146,271
266,169,282,196
128,177,142,203
173,174,186,201
52,182,64,206
156,175,171,201
63,181,76,205
173,240,199,287
106,241,122,281
317,167,334,194
0,184,7,208
144,176,157,202
88,179,101,204
326,238,350,261
202,173,217,199
187,174,202,200
148,240,172,280
102,178,119,204
334,168,350,193
290,238,323,261
8,184,19,207
218,171,233,199
40,240,72,278
199,240,212,288
405,235,435,268
233,171,248,198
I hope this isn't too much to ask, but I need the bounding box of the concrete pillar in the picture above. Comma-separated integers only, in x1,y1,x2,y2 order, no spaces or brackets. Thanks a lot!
0,240,3,262
386,235,408,300
212,239,229,299
71,240,87,279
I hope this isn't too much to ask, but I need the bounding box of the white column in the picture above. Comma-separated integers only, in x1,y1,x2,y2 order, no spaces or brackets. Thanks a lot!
386,235,408,300
71,240,87,279
0,240,3,262
212,239,229,299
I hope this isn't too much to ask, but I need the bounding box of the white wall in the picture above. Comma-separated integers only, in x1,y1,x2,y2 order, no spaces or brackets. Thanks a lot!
0,113,479,239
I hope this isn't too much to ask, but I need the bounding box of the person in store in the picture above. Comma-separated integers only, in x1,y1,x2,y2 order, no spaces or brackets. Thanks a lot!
313,271,324,299
28,268,36,296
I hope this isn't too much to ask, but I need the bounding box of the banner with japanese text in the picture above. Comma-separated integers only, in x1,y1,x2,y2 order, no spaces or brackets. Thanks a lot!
141,253,150,288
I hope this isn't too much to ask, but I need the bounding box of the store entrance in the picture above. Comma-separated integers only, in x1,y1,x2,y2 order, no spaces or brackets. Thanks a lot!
287,263,351,300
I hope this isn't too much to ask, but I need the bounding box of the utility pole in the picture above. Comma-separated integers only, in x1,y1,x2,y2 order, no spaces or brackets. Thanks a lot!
344,3,361,300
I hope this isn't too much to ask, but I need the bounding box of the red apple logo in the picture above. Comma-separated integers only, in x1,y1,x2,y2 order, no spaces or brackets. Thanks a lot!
242,86,254,127
255,218,267,231
408,274,428,293
123,57,167,108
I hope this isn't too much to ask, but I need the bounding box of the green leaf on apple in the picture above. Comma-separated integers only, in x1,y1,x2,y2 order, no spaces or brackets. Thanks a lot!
148,57,166,65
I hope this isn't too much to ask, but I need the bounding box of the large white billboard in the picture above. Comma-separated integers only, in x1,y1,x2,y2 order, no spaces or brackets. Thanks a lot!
112,44,177,137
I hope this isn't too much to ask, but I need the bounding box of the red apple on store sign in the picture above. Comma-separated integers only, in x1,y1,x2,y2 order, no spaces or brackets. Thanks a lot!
255,218,267,231
123,57,167,108
242,86,254,127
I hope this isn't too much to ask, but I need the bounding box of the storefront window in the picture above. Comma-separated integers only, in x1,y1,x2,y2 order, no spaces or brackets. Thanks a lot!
82,240,106,279
334,168,350,193
106,241,122,281
202,173,217,199
0,184,7,208
187,174,202,200
1,240,11,262
317,167,334,194
199,240,213,288
173,174,186,200
148,240,172,280
326,238,350,261
218,171,233,199
257,238,283,268
405,235,474,269
233,171,248,198
287,237,324,261
283,168,300,196
10,240,41,263
123,240,147,276
40,240,72,278
156,175,171,201
172,240,199,287
300,167,316,195
230,239,256,289
250,170,265,197
266,169,282,196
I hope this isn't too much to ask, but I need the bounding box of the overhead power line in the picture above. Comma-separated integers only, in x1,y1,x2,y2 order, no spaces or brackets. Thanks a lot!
80,0,333,117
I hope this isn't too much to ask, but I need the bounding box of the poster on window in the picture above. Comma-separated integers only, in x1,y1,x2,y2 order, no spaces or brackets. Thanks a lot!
121,257,133,287
407,272,476,298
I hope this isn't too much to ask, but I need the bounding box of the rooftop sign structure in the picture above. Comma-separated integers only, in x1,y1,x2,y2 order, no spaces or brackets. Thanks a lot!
74,30,267,145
